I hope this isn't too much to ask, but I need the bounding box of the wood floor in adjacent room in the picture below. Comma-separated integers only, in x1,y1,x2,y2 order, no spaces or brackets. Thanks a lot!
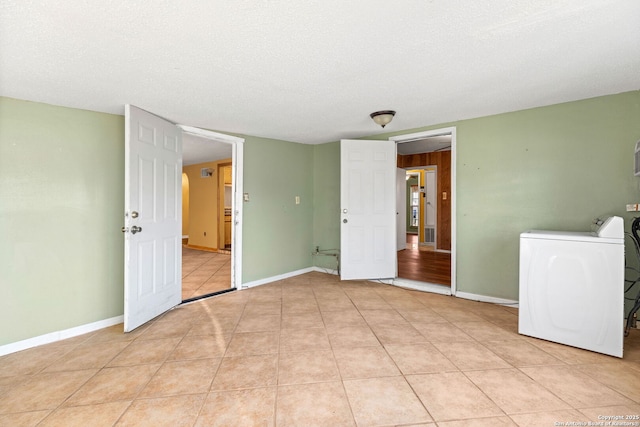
397,234,451,286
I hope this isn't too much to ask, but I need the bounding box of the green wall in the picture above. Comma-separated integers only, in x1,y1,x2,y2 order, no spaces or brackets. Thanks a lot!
455,92,639,300
242,136,314,282
0,98,125,346
313,90,640,301
311,141,341,271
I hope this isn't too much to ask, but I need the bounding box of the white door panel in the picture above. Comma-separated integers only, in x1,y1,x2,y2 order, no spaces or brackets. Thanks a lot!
424,169,437,245
340,139,396,280
124,105,182,332
396,168,406,251
425,170,436,227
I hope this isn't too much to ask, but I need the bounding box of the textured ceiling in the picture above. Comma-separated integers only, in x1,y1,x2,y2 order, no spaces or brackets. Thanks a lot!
183,134,232,166
397,136,452,155
1,0,639,145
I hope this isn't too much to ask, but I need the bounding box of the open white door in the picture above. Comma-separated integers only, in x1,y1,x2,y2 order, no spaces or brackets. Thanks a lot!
424,169,436,245
124,105,182,332
340,139,396,280
396,168,407,251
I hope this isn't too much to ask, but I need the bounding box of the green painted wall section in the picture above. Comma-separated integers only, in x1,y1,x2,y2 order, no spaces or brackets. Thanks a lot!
0,98,125,346
313,91,640,301
241,136,314,282
312,142,341,271
455,92,640,299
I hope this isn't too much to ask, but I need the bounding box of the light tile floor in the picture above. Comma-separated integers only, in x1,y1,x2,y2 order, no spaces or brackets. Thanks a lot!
182,247,231,300
1,272,640,426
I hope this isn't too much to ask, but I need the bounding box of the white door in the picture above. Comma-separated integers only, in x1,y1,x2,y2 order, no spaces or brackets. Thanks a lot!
396,168,407,251
340,139,396,280
424,169,436,244
124,105,182,332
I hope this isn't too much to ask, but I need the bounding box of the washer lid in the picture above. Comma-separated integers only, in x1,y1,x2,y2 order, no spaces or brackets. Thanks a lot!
520,230,623,244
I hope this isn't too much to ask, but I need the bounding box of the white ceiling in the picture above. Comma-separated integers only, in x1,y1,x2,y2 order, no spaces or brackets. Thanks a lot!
1,0,639,147
183,133,232,165
397,135,452,155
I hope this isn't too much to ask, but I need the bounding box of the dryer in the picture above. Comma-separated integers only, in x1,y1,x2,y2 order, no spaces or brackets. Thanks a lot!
518,216,624,357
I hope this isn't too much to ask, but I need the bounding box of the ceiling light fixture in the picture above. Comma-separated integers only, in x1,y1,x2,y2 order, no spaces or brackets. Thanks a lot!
370,110,396,128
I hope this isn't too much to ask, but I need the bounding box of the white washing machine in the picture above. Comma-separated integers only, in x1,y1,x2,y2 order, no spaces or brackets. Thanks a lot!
518,216,624,357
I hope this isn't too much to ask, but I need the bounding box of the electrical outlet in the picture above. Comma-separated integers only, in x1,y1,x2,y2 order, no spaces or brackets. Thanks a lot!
295,196,300,205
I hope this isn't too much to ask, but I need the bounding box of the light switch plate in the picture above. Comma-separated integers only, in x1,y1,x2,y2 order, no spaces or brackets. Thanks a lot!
243,193,249,202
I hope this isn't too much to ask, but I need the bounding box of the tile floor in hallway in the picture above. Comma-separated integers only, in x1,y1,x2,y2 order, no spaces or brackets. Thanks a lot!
182,247,232,300
1,271,640,426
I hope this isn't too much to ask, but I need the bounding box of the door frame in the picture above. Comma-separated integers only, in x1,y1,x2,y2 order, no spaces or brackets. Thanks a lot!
177,125,245,290
390,127,457,296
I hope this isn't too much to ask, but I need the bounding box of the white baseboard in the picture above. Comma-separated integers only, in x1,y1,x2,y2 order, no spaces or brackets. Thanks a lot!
0,315,124,357
455,291,519,308
390,280,518,307
241,267,315,289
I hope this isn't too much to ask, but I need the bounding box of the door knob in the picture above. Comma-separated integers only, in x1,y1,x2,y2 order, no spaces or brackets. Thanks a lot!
343,219,348,223
131,225,142,234
131,211,139,218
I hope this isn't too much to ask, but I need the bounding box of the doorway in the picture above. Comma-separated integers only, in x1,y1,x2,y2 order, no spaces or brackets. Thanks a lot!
180,133,235,301
391,128,456,294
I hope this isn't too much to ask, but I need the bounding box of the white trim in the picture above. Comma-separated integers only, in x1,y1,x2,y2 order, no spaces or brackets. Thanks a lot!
177,125,244,144
389,128,456,143
0,315,124,357
451,127,457,296
392,278,453,295
232,140,244,288
391,126,457,295
241,267,315,289
455,291,519,307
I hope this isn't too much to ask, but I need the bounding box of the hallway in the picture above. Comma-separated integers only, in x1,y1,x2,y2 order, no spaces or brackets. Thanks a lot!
397,235,451,286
